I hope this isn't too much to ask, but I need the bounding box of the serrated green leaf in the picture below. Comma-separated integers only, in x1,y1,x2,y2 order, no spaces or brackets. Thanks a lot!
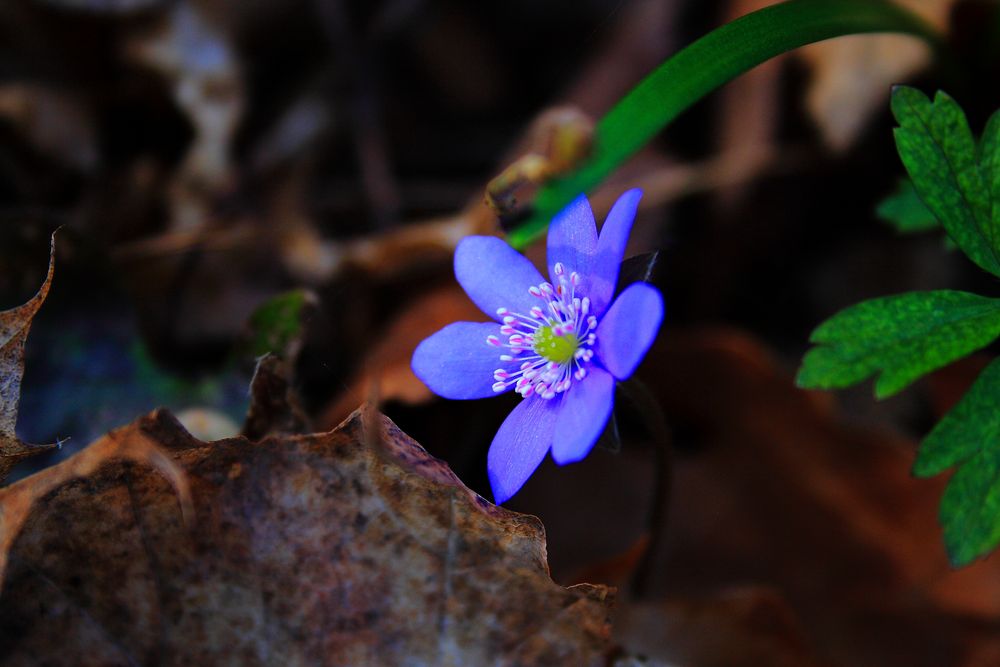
940,452,1000,566
914,357,1000,565
797,291,1000,399
876,178,940,233
891,87,998,275
981,108,1000,227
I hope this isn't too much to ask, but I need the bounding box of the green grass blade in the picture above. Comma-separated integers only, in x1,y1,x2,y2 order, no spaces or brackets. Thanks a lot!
508,0,939,249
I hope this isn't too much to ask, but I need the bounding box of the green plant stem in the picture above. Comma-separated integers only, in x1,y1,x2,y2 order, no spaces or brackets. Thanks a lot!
508,0,940,249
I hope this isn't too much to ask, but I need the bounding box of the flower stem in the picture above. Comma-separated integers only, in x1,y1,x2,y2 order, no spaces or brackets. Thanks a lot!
618,376,673,598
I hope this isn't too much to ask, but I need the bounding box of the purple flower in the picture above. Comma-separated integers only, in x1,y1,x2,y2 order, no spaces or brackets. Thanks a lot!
411,189,664,503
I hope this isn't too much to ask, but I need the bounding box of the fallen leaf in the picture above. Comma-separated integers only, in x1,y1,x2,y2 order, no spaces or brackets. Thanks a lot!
0,417,191,585
485,107,594,223
0,236,58,484
646,327,1000,666
799,0,953,150
241,353,311,440
0,408,613,665
615,587,824,667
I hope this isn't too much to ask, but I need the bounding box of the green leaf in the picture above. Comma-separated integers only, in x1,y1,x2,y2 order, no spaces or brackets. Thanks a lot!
797,291,1000,399
245,290,314,359
876,178,940,233
891,87,999,275
981,108,1000,227
507,0,939,249
914,357,1000,565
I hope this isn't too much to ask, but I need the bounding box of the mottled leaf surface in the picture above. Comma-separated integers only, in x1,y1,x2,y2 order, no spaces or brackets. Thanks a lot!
891,87,998,275
0,237,57,483
0,408,612,666
914,358,1000,565
797,291,1000,399
981,107,1000,229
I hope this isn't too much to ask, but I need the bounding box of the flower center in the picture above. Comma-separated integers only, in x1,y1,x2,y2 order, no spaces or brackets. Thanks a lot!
533,326,579,364
485,262,598,400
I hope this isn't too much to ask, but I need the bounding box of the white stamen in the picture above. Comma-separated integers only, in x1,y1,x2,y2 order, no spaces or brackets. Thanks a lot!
488,273,603,400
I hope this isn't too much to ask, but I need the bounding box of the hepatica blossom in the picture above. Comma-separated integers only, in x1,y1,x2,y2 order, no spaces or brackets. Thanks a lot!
412,189,663,503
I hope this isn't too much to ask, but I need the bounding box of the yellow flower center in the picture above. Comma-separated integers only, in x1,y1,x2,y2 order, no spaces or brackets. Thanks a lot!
533,325,579,364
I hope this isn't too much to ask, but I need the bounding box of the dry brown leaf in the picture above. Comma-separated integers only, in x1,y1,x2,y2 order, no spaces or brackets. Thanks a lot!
0,408,613,665
241,353,311,440
485,107,594,221
0,420,191,585
798,0,953,150
644,328,1000,666
0,236,58,483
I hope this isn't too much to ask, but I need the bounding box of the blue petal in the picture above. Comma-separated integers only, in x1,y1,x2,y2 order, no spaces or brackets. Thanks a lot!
547,193,597,282
411,322,506,399
589,189,643,317
488,397,558,503
551,367,615,464
455,236,545,321
595,282,663,380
